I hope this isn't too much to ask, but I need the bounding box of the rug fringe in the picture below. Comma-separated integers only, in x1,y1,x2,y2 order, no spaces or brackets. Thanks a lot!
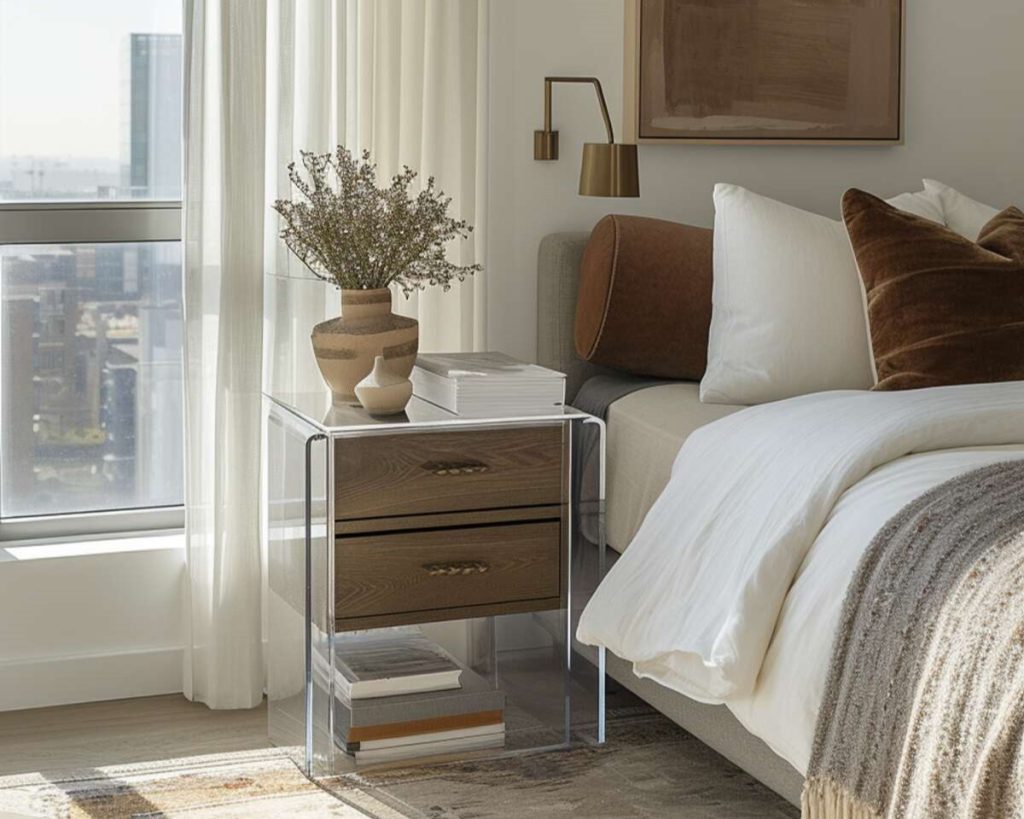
801,776,881,819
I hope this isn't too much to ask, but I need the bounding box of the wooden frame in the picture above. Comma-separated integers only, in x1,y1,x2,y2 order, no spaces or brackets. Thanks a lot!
623,0,905,146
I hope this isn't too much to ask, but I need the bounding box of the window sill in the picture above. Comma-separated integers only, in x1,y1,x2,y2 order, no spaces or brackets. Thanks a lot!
0,531,184,563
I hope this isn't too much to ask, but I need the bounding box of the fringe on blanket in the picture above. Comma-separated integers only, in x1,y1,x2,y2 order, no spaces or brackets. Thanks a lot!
801,777,881,819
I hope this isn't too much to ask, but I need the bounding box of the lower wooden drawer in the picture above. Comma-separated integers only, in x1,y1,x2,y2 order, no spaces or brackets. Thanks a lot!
335,521,562,631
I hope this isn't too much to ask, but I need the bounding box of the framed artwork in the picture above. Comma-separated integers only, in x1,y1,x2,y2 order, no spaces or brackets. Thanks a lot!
624,0,904,145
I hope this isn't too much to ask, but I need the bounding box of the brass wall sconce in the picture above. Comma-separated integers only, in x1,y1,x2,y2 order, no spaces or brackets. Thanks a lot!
534,76,639,198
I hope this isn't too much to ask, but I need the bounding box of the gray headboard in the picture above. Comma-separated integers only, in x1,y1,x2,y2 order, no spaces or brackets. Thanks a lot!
536,232,616,403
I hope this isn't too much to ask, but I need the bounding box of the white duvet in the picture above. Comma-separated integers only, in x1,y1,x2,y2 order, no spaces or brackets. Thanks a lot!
576,381,1024,774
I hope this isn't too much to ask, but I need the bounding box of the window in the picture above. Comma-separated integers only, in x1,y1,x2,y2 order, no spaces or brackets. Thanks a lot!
0,0,184,540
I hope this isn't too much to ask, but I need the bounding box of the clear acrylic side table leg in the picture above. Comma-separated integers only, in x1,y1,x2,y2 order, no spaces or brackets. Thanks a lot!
568,414,607,745
266,406,331,777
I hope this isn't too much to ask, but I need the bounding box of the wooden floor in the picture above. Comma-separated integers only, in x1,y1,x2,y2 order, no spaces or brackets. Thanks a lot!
0,694,268,778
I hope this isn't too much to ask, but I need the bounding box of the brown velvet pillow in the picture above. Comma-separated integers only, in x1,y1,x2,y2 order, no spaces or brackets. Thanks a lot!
574,214,712,379
843,188,1024,391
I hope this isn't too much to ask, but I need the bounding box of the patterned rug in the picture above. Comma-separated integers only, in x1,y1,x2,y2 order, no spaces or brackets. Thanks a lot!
0,713,797,818
0,748,386,819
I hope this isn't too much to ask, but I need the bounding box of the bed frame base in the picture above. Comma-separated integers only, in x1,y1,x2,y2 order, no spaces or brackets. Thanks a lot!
605,652,804,807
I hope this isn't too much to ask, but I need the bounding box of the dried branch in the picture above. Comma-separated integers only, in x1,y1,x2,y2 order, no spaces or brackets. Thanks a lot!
272,146,481,294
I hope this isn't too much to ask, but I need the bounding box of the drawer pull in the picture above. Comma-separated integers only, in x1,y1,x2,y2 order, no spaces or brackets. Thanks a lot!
420,460,490,476
422,560,491,576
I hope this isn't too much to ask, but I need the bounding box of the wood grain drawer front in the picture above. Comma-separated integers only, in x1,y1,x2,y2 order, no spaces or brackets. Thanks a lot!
335,521,561,628
335,426,563,521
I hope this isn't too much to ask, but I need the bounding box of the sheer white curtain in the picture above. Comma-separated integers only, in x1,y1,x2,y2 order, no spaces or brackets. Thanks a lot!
184,0,488,708
182,0,268,709
353,0,488,352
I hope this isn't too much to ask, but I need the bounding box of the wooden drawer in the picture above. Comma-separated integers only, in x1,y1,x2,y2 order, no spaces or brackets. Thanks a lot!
335,426,563,521
335,521,562,631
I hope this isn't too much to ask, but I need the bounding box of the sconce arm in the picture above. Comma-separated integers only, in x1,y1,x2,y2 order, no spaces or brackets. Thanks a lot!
542,76,615,144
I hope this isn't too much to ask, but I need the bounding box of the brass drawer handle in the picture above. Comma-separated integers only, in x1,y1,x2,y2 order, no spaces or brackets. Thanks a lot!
420,460,490,476
423,561,490,576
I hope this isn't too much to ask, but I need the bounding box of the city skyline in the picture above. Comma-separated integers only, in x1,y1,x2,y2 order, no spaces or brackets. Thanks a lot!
0,15,185,518
1,242,184,517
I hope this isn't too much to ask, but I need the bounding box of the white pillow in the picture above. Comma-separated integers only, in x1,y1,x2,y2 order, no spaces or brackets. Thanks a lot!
700,184,941,405
923,179,1000,240
884,190,945,224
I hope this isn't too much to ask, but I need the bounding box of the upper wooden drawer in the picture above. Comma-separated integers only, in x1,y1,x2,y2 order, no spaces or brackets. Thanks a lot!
335,425,563,521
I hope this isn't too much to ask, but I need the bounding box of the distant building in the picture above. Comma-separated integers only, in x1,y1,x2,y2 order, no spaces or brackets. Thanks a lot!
132,243,183,508
0,295,36,509
122,33,182,199
102,345,138,497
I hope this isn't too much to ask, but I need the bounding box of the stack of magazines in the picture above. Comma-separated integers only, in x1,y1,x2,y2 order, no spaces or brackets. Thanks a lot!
411,352,565,416
327,629,505,763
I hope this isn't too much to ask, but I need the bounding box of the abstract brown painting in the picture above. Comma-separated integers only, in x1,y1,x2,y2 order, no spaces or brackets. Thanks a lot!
627,0,902,143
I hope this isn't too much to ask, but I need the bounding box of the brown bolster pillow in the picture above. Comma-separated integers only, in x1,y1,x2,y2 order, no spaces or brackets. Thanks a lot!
574,214,713,379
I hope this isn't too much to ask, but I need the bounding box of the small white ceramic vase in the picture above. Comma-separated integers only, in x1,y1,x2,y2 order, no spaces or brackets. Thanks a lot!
354,355,413,416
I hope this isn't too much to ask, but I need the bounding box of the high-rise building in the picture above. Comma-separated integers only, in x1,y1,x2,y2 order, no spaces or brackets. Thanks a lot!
0,295,37,509
133,243,183,508
122,33,182,199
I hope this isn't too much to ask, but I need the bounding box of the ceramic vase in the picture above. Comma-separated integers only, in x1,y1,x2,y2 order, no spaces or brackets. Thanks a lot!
354,355,414,416
311,288,418,407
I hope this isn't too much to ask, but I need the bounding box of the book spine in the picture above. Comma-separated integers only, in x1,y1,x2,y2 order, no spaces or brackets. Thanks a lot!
338,708,504,744
341,688,506,728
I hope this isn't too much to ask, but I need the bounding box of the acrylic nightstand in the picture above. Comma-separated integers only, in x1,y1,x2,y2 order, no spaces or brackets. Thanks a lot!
265,391,606,777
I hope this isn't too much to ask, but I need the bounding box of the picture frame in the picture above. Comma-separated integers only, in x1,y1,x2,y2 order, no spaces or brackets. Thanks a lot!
623,0,904,146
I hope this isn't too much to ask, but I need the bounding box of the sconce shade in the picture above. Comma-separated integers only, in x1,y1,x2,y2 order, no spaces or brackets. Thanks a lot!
579,142,640,198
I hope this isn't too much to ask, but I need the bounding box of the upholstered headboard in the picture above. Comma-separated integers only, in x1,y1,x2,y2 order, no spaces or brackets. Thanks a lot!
536,231,616,403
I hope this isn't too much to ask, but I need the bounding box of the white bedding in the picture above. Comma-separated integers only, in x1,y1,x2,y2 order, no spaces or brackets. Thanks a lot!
729,444,1024,773
577,381,1024,774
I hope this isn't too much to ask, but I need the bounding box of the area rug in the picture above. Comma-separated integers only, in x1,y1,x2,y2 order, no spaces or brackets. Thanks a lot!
0,713,797,818
0,747,391,819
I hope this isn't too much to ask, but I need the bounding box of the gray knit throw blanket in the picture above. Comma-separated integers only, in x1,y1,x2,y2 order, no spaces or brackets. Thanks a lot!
803,460,1024,819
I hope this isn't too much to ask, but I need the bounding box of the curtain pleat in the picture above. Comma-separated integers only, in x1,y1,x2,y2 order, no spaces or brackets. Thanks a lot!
182,0,268,709
354,0,487,353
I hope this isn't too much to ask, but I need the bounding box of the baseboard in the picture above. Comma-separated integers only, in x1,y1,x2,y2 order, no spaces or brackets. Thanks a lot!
0,646,183,712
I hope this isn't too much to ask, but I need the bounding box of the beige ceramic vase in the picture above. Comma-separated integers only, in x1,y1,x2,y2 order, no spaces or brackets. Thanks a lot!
355,355,414,416
311,288,418,406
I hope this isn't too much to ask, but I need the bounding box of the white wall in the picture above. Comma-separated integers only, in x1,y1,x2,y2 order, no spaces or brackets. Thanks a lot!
485,0,1024,360
0,537,184,711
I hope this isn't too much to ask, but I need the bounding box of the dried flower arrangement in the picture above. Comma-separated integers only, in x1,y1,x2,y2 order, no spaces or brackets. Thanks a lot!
273,146,481,295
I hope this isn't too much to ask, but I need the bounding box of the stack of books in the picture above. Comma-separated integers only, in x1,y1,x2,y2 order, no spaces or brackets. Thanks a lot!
329,630,505,764
411,352,565,416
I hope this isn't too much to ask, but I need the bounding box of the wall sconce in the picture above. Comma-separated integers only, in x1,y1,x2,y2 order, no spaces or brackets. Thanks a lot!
533,76,639,198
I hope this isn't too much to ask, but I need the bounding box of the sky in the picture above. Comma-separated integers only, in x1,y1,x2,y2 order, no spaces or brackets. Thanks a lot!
0,0,181,159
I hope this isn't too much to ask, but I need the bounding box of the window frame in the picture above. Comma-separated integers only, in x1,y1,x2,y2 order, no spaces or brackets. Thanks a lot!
0,200,185,543
0,201,181,244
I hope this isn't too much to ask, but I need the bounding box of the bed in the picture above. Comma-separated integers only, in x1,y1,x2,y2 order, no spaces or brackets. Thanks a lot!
538,230,1024,809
